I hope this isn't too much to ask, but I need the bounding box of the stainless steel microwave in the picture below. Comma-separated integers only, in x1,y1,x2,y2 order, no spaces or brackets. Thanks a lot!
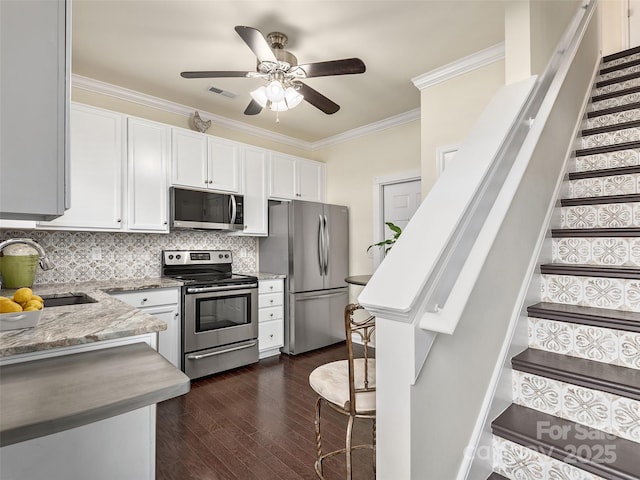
170,187,244,231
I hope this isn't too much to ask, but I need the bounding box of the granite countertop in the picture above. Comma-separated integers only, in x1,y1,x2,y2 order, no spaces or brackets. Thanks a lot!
242,272,286,280
0,277,183,358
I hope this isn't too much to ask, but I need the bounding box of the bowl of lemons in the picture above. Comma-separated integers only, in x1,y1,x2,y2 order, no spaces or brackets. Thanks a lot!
0,287,44,331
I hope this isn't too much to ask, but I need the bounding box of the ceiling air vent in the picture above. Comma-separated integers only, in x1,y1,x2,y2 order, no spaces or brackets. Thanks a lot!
208,86,237,99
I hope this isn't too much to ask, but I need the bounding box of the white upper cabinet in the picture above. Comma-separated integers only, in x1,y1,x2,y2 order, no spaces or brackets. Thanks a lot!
208,137,241,193
236,147,268,236
0,0,69,221
170,128,240,193
39,105,170,233
171,129,208,188
269,153,326,202
39,104,125,230
127,118,170,232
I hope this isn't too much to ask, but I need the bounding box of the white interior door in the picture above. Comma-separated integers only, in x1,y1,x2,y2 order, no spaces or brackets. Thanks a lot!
379,179,421,260
629,0,640,48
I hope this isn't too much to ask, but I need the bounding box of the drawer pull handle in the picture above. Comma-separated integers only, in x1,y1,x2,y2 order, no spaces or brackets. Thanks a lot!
270,299,274,304
270,313,274,318
269,286,274,290
269,334,274,338
142,298,148,303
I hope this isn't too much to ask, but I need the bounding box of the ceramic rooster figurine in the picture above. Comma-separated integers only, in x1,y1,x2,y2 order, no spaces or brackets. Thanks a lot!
192,111,211,133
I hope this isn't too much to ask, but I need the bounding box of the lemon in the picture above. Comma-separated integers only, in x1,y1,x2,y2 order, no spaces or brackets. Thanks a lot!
30,294,44,304
12,288,33,305
23,299,43,311
0,300,23,313
23,306,40,312
0,296,12,303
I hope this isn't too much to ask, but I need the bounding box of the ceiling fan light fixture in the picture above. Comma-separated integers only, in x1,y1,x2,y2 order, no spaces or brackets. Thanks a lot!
284,86,303,109
265,79,285,102
250,86,269,107
269,99,289,112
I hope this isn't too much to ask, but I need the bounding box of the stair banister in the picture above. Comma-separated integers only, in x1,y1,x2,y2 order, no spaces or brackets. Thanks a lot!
358,0,597,382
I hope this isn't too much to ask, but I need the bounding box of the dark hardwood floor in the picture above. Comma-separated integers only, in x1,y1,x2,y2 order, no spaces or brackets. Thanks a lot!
156,342,375,480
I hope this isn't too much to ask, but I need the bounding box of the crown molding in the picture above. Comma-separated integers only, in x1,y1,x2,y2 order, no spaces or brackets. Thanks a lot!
411,42,505,91
72,74,421,152
72,74,312,150
311,109,420,150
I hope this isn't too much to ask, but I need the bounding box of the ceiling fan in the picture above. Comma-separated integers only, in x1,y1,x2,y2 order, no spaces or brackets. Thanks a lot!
181,26,366,116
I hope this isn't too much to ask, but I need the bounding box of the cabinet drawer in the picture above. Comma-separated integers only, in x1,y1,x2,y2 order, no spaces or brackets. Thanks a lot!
259,305,283,323
110,288,179,308
259,320,283,350
259,292,282,308
258,279,283,294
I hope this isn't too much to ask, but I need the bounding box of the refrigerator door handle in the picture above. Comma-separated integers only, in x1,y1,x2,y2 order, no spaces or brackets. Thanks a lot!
298,291,347,301
318,214,325,276
323,215,330,275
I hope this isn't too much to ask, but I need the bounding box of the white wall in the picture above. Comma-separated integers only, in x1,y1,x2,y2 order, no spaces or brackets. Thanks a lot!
419,61,506,197
600,0,626,55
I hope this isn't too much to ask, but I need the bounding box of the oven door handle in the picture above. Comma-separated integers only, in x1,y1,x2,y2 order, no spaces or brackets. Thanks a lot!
186,341,257,360
186,283,258,293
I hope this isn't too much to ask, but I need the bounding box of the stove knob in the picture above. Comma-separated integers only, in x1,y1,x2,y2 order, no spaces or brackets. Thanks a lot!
225,254,230,259
219,254,224,259
176,254,181,260
168,254,174,260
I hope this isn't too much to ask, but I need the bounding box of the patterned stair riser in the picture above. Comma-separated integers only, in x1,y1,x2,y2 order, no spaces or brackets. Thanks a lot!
541,274,640,312
594,77,640,96
579,127,640,149
584,109,640,129
591,92,640,112
574,149,640,173
598,64,640,82
553,237,640,267
513,370,640,443
566,175,640,198
528,318,640,369
603,53,640,68
560,202,640,229
492,436,605,480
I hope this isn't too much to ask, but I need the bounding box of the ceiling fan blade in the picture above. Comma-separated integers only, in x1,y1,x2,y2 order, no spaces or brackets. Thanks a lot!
234,26,278,64
298,83,340,115
294,58,366,78
181,71,251,78
244,99,263,116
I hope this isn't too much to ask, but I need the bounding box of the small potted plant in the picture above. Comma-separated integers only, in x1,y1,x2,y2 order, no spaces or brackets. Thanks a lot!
367,222,402,254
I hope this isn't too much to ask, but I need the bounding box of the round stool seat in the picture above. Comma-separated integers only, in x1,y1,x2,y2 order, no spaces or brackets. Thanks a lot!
309,359,376,414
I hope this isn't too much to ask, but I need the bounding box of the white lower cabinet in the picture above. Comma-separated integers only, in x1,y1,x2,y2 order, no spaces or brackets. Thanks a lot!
258,278,284,359
109,287,181,368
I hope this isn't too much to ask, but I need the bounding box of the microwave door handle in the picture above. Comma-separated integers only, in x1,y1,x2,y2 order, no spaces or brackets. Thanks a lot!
323,215,329,275
318,214,325,276
229,195,237,224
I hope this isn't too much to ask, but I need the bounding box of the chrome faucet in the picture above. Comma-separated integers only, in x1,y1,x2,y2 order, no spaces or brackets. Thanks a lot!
0,238,55,270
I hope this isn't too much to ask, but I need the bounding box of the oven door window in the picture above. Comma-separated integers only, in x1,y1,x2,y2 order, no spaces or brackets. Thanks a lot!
195,293,251,332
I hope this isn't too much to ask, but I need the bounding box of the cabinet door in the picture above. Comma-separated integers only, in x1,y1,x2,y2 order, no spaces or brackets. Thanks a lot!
297,158,326,202
208,137,240,193
143,305,181,368
0,0,68,221
268,153,297,199
39,104,124,230
127,118,170,232
239,147,268,236
171,128,207,189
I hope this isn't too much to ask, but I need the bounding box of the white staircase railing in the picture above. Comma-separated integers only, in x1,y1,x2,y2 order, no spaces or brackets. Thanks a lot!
358,0,597,382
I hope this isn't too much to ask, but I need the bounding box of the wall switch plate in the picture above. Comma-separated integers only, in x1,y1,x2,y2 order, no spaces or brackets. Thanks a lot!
91,247,102,260
240,248,247,258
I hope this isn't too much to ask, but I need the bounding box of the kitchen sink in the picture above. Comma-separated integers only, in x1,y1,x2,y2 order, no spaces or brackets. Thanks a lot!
43,294,97,307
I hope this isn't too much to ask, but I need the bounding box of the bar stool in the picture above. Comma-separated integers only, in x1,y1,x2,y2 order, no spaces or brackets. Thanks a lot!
308,303,376,479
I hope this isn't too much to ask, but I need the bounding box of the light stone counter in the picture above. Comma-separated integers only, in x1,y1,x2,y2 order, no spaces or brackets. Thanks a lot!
241,271,286,280
0,277,183,357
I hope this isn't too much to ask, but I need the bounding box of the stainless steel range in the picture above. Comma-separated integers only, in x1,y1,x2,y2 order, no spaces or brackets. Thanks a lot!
162,250,259,380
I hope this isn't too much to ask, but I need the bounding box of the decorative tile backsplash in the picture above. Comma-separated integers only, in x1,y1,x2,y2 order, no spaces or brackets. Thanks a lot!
0,229,257,285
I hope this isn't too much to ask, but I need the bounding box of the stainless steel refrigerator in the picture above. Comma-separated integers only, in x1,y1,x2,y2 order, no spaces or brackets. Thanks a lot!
259,200,349,355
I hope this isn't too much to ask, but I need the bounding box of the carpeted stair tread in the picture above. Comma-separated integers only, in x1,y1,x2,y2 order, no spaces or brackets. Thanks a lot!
512,348,640,400
528,302,640,333
492,404,640,480
540,263,640,279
